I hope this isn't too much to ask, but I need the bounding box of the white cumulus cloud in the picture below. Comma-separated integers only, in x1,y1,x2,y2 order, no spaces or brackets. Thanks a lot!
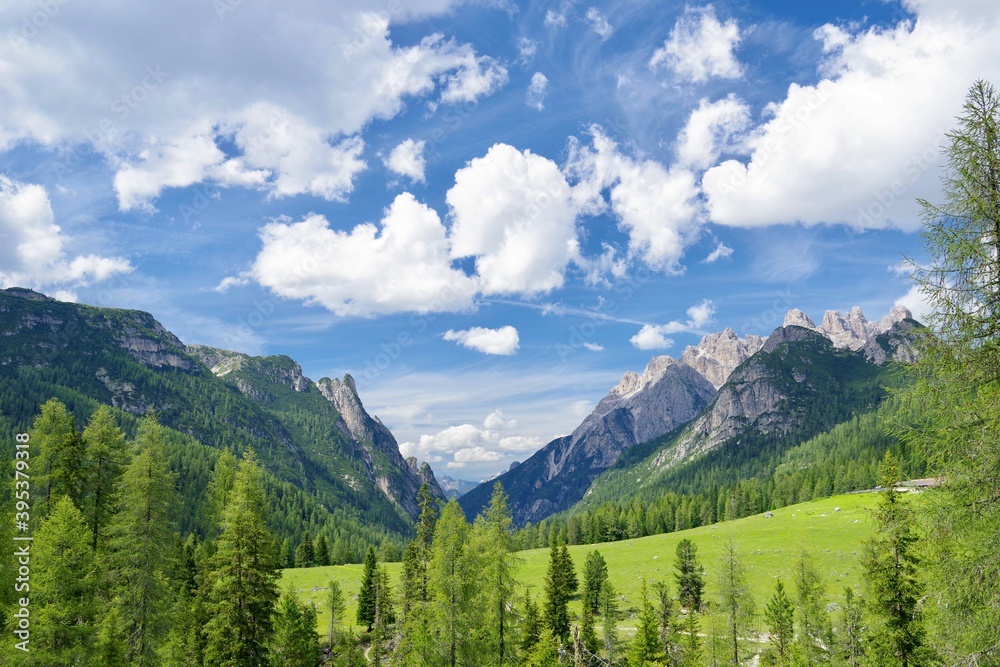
650,4,743,82
0,176,133,293
443,325,520,355
384,138,428,184
566,128,700,272
701,6,1000,230
675,95,751,170
247,192,477,317
448,143,580,294
586,8,613,40
629,299,716,350
398,408,541,471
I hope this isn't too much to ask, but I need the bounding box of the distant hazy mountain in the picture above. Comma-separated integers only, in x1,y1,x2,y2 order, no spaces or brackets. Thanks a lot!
437,475,480,499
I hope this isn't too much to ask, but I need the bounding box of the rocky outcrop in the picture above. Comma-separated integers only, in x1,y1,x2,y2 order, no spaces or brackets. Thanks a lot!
782,305,915,364
680,328,764,389
318,375,445,516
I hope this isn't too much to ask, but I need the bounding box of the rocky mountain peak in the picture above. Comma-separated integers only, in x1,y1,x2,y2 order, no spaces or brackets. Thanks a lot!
680,327,764,389
783,308,816,329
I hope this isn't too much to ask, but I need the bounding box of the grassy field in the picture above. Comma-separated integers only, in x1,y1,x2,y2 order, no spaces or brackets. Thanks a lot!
281,491,880,637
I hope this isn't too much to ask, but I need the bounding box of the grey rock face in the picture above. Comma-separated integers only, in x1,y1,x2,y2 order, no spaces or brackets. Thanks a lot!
681,328,764,389
317,375,445,516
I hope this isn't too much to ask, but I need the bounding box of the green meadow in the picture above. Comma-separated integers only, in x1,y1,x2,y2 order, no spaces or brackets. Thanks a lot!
281,491,881,636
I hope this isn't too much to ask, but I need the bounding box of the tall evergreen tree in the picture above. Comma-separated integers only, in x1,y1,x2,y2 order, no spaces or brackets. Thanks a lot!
674,538,704,611
521,587,542,655
429,499,473,667
80,404,127,553
628,578,666,666
793,546,833,662
904,78,1000,665
470,482,521,667
104,415,178,666
763,581,794,666
655,581,682,666
861,452,934,667
326,579,346,649
543,542,576,643
31,496,96,661
598,580,620,664
399,540,422,623
296,530,315,568
33,398,84,517
581,550,608,616
415,482,439,601
315,533,330,567
357,546,379,631
839,587,864,667
271,588,320,667
370,566,395,667
203,450,280,667
715,537,755,667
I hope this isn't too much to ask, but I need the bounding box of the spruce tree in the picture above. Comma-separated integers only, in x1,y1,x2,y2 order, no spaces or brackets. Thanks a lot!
793,546,833,661
581,550,608,616
33,398,84,517
370,566,395,667
628,578,666,666
271,589,319,667
470,482,521,667
904,78,1000,664
861,452,933,667
715,537,755,666
315,533,330,567
521,587,542,655
296,530,315,568
104,415,178,666
429,499,473,667
655,581,681,665
763,580,794,666
203,450,280,667
544,542,572,643
357,546,379,631
598,580,619,664
415,482,438,601
31,496,96,660
674,538,704,611
839,587,864,667
326,579,346,649
80,404,127,553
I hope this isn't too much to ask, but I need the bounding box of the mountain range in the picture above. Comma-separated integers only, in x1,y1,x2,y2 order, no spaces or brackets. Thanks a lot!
0,285,920,540
460,305,918,525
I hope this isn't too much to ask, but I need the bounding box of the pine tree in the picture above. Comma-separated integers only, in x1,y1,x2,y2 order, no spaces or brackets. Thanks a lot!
544,542,574,643
31,496,96,660
839,587,864,667
429,499,473,667
581,550,608,616
415,482,438,602
628,578,666,666
399,540,422,623
715,537,755,666
370,566,395,667
470,482,521,667
33,398,84,517
357,546,379,631
674,538,704,611
521,587,542,655
326,579,346,649
203,450,280,667
861,452,933,667
793,546,833,662
763,580,794,666
655,581,682,665
296,530,315,568
315,533,330,567
104,415,178,666
271,588,320,667
904,78,1000,665
598,579,620,663
80,404,127,553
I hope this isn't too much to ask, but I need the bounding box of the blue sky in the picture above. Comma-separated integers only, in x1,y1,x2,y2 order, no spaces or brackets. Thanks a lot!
2,0,998,480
